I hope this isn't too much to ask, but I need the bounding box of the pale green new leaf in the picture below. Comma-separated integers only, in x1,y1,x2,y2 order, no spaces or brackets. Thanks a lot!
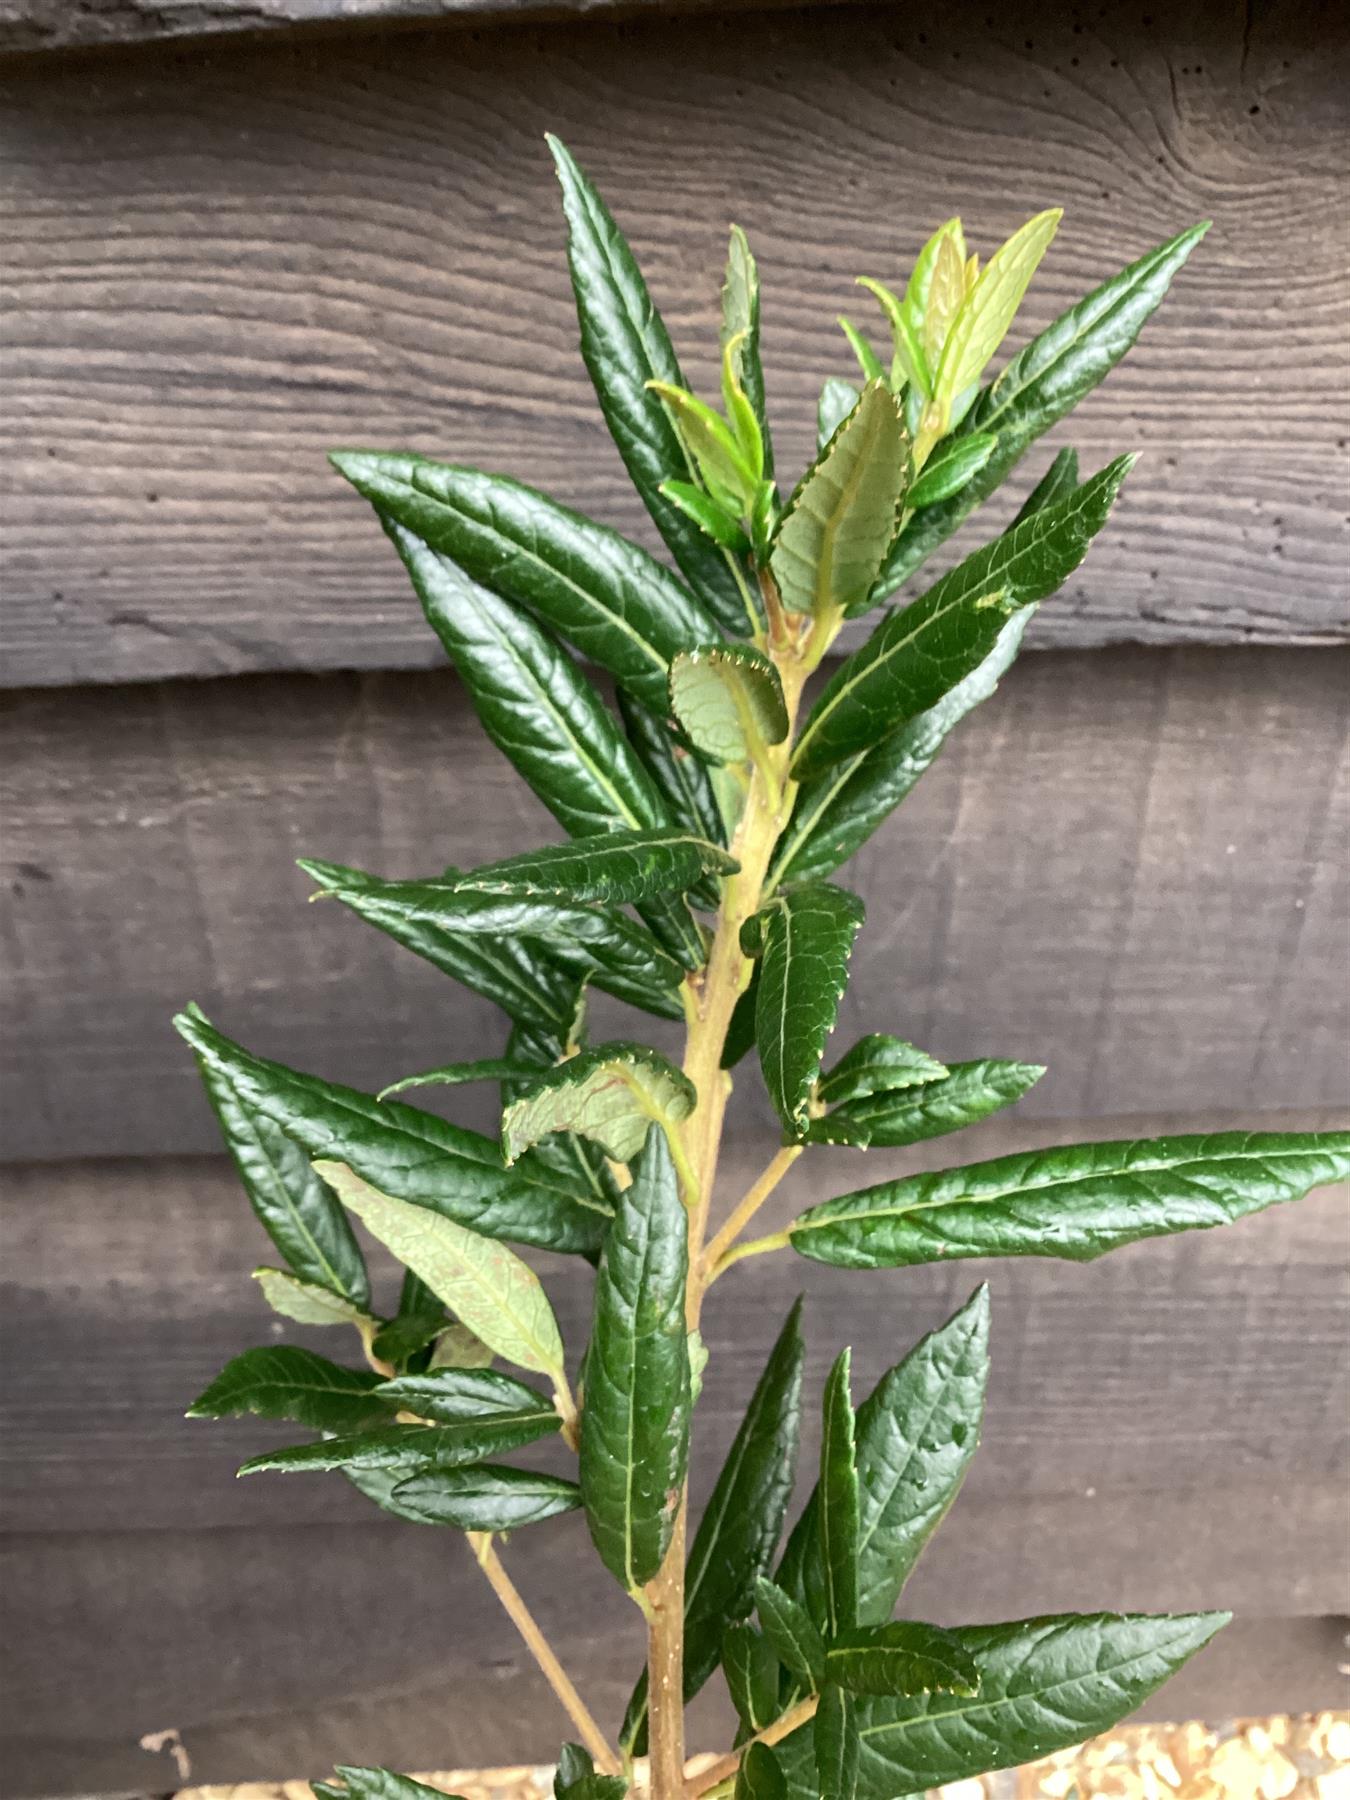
722,224,774,480
501,1042,696,1164
934,209,1061,411
316,1162,566,1382
771,383,910,618
670,644,789,765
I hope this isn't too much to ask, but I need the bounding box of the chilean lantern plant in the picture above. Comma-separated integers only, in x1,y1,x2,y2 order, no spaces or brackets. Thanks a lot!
178,138,1348,1800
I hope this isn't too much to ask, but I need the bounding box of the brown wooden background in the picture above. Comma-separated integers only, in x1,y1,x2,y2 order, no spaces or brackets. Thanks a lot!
2,1,1348,1794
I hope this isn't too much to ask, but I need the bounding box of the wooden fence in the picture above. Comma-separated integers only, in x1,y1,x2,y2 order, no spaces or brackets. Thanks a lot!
1,0,1347,1792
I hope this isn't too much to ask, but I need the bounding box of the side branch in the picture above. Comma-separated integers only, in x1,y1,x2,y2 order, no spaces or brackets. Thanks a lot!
684,1695,820,1796
701,1143,802,1278
468,1532,619,1774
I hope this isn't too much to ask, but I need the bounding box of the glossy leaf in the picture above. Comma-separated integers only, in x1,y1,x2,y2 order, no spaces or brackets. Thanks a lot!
648,379,760,515
302,861,684,1011
776,1287,990,1632
374,1366,551,1423
814,1686,860,1800
580,1129,691,1591
387,524,670,841
554,1746,594,1798
663,478,754,554
316,1161,567,1382
448,830,736,906
670,644,789,765
332,451,717,714
1013,447,1080,523
859,277,930,396
908,433,997,510
239,1407,559,1476
620,1295,806,1752
502,1042,696,1164
793,456,1133,777
875,223,1209,600
736,1743,788,1800
317,1768,467,1800
819,1348,859,1636
723,224,774,481
557,1780,627,1800
720,974,760,1071
824,1622,979,1698
791,1131,1350,1270
751,883,866,1135
934,209,1061,411
391,1463,582,1531
377,1059,544,1103
616,688,727,860
252,1267,376,1333
192,1031,370,1307
754,1576,825,1689
188,1347,390,1434
767,613,1030,889
816,1036,948,1107
807,1059,1045,1150
175,1011,611,1257
548,135,751,634
306,860,586,1034
375,1267,446,1370
343,1461,460,1526
779,1612,1228,1797
722,1622,781,1733
771,383,909,619
839,318,886,385
818,378,861,450
913,222,969,369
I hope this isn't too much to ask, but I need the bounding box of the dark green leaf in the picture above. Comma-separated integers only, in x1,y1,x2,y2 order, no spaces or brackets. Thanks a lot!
384,523,675,845
374,1367,552,1422
554,1746,594,1798
319,1766,468,1800
188,1347,390,1434
814,1686,860,1800
776,1286,990,1632
771,384,910,619
722,1622,781,1733
502,1041,696,1164
548,135,752,635
344,1461,457,1525
751,883,866,1135
779,1612,1228,1797
754,1577,825,1689
317,1162,566,1383
446,830,737,907
558,1781,627,1800
302,861,684,1014
874,223,1210,599
908,433,997,510
621,1296,806,1754
792,457,1133,779
818,379,861,451
391,1463,583,1531
239,1404,559,1475
791,1130,1350,1269
174,1011,611,1256
767,613,1029,889
580,1128,691,1591
736,1742,788,1800
824,1622,979,1698
378,1059,547,1103
807,1059,1044,1149
331,451,718,714
723,224,774,482
192,1030,370,1307
1012,447,1080,523
721,973,760,1071
819,1348,859,1636
670,644,789,765
816,1036,948,1107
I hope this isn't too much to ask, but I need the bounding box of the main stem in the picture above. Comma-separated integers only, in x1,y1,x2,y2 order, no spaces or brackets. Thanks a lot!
643,630,812,1797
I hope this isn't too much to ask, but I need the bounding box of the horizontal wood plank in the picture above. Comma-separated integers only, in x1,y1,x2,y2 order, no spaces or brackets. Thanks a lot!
2,645,1345,1163
2,0,1347,687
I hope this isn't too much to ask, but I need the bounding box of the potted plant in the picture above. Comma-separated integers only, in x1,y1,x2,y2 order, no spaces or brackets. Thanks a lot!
177,137,1348,1800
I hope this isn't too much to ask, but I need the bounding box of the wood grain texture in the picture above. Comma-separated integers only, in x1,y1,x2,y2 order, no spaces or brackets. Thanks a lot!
1,1139,1346,1794
2,0,1347,688
3,645,1346,1163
